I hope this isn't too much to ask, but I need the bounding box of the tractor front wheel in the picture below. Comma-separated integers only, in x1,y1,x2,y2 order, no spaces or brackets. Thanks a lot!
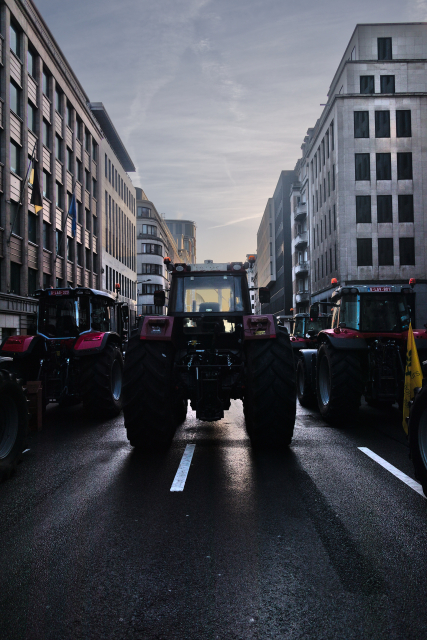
81,344,123,418
0,370,28,480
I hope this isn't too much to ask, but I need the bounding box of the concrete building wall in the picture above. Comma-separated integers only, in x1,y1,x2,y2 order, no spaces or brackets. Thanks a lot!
256,198,275,291
164,219,196,264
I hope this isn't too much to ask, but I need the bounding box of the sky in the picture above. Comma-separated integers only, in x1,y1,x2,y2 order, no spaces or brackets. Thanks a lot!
34,0,426,262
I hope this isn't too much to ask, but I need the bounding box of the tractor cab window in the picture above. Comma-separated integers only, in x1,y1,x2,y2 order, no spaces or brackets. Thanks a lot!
38,296,89,338
91,298,113,332
293,318,305,336
174,275,247,313
360,294,410,332
339,295,359,329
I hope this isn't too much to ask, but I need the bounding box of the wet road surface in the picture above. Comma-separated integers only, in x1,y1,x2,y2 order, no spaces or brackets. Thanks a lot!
1,400,427,640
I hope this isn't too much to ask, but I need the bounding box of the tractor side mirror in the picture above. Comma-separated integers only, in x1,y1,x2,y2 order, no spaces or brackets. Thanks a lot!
309,303,319,320
153,289,166,308
259,287,270,304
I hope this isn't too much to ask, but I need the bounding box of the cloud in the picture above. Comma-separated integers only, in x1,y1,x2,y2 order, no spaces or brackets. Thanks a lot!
209,214,261,229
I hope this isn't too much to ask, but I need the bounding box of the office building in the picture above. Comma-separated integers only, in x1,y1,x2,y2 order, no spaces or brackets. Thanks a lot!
164,219,196,264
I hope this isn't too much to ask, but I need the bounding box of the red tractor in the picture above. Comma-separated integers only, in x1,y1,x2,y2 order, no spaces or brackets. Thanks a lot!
297,283,427,421
0,287,128,417
122,260,296,449
0,357,28,480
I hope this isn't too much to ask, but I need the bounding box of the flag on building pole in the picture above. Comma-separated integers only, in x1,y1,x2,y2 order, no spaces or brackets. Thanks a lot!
68,192,77,238
29,164,43,214
402,322,423,434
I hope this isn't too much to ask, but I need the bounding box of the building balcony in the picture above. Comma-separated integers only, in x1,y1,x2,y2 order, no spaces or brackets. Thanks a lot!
294,202,307,221
295,231,308,248
296,291,310,303
295,261,309,276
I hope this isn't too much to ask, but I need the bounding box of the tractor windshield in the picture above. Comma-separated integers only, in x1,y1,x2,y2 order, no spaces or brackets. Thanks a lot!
293,316,330,337
174,275,247,313
339,293,411,332
38,296,90,338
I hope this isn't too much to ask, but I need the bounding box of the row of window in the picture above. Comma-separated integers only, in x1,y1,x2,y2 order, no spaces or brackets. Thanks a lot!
140,224,157,237
356,194,414,223
105,192,135,271
314,166,336,211
313,206,337,248
104,154,134,213
137,207,151,218
138,264,162,275
105,265,135,301
140,243,163,256
360,75,396,95
139,284,162,295
312,121,335,180
314,246,338,282
354,110,411,138
357,237,415,266
355,153,413,181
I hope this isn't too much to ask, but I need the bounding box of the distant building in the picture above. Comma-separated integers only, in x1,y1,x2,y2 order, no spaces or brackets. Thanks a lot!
246,253,257,314
164,219,196,264
135,188,179,315
292,23,427,325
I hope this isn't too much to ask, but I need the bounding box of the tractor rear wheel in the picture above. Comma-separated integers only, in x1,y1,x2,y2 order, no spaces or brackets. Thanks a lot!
297,357,316,408
0,370,28,480
123,337,177,449
408,385,427,496
316,343,364,425
81,344,123,418
243,328,296,447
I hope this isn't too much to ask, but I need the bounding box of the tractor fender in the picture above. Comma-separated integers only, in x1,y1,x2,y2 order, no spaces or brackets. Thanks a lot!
74,331,120,355
318,330,368,351
243,314,276,340
140,316,174,341
1,334,45,358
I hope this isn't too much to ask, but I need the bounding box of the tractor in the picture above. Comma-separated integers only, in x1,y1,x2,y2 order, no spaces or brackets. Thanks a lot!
0,357,28,480
0,287,128,417
122,259,296,448
297,282,427,420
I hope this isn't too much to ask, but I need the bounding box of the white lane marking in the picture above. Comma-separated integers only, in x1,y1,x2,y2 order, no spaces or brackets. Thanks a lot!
170,444,195,492
358,447,426,498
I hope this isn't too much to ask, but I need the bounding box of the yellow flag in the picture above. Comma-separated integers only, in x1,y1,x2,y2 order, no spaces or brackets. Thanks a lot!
402,322,423,434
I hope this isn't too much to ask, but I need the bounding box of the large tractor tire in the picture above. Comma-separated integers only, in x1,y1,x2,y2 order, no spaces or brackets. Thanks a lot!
0,370,28,480
296,357,316,408
81,343,123,418
243,328,296,447
408,385,427,497
173,398,188,425
316,343,364,425
122,336,178,449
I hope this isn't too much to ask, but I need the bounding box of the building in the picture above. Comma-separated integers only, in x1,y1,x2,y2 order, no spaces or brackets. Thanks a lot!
246,253,257,314
0,0,137,341
293,23,427,325
164,219,196,264
135,187,180,316
256,170,296,316
90,103,137,319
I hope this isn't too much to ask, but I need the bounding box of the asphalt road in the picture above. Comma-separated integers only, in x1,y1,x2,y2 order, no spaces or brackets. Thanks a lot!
1,398,427,640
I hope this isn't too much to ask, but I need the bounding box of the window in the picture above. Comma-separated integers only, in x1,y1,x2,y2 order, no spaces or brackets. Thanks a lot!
354,111,369,138
56,182,62,208
85,248,91,268
66,103,73,128
333,205,336,230
378,238,394,266
137,206,151,218
10,141,20,174
360,76,374,94
86,208,91,230
396,111,411,138
43,273,51,288
356,196,371,223
10,23,20,58
329,209,331,234
397,153,412,180
55,86,62,113
377,195,393,223
332,165,335,190
76,117,83,141
376,153,391,180
85,130,90,152
140,284,162,295
105,154,108,178
67,148,73,173
27,49,35,77
77,243,83,266
380,75,395,94
76,158,82,182
67,237,74,262
92,140,97,162
398,195,414,223
78,201,83,224
85,170,90,191
141,243,162,255
378,37,392,61
357,238,372,266
399,237,415,265
42,69,50,95
142,224,157,236
28,102,37,133
28,212,37,244
375,111,390,138
55,135,62,159
330,248,332,273
28,268,37,296
43,170,50,199
92,178,97,199
355,154,370,180
10,262,21,295
43,120,49,148
10,81,20,115
328,172,330,197
331,121,334,150
56,230,63,256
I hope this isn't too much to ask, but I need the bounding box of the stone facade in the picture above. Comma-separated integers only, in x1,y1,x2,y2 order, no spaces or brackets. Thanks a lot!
293,23,427,325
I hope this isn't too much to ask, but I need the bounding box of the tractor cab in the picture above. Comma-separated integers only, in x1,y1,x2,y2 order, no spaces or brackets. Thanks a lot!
292,313,331,339
329,285,412,334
